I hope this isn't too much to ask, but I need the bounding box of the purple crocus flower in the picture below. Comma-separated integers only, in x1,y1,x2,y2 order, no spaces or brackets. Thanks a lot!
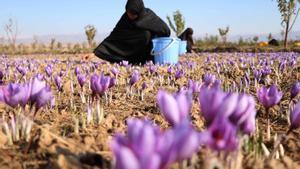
2,83,31,108
112,118,200,169
290,102,300,131
35,74,45,81
120,61,129,66
169,123,200,161
30,77,54,111
16,66,27,76
30,78,47,101
167,66,172,74
77,74,86,88
257,85,283,109
261,67,272,76
111,119,161,169
278,60,286,72
45,66,53,77
129,70,139,86
290,59,297,67
188,79,201,94
54,76,62,91
175,70,183,80
291,82,300,99
111,67,119,76
229,94,257,134
156,122,200,166
253,70,262,81
90,73,111,97
200,116,239,152
212,79,222,89
34,86,54,111
199,88,227,125
157,90,192,126
109,77,117,89
149,65,157,74
74,67,80,76
203,73,216,86
239,111,256,135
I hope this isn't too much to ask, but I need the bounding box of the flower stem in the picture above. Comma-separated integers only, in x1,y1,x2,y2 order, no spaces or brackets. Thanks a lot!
266,108,271,141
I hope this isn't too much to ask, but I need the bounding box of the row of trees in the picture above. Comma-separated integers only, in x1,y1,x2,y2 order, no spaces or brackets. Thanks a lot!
166,1,299,48
0,18,98,53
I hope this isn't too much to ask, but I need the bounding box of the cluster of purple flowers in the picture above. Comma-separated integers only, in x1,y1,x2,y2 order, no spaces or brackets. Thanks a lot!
199,87,256,151
90,73,115,98
111,119,200,169
0,77,54,114
257,85,283,109
112,86,258,168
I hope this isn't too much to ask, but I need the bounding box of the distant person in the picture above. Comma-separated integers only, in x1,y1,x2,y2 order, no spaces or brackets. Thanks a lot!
94,0,171,64
178,28,194,53
268,39,279,46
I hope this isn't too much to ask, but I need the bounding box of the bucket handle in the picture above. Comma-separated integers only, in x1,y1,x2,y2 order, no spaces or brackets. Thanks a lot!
151,38,177,56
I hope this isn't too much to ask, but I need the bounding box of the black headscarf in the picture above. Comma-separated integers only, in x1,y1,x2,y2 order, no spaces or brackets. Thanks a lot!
178,28,194,53
126,0,145,14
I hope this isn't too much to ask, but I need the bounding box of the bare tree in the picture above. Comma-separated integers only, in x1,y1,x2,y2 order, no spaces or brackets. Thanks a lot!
4,18,18,48
275,0,300,48
218,26,230,44
50,38,56,50
31,35,39,50
85,25,97,49
167,10,186,36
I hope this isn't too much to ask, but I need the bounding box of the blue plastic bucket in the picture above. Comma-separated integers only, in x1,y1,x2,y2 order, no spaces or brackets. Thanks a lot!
179,40,187,55
151,37,180,65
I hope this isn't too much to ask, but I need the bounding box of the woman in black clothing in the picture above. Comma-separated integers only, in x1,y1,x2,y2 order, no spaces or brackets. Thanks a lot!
94,0,171,64
178,28,194,53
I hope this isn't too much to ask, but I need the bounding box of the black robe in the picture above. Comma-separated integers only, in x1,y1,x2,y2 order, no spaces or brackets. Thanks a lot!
94,8,171,64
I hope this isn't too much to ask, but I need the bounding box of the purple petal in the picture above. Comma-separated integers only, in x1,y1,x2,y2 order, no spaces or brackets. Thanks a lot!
157,90,180,126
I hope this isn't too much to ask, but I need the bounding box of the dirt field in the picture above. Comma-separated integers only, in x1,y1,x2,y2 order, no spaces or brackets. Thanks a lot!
0,53,299,169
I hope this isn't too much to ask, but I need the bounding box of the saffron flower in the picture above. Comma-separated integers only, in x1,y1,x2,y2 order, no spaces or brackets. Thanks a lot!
77,74,86,88
157,90,192,126
200,116,239,153
203,73,216,86
199,88,227,125
129,70,139,86
257,85,283,109
45,66,53,77
111,67,119,76
291,82,300,99
90,73,111,97
290,102,300,131
16,66,27,76
54,76,62,91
